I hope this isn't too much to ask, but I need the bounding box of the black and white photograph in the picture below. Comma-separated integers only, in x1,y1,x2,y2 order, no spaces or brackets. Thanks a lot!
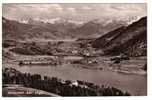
2,3,147,97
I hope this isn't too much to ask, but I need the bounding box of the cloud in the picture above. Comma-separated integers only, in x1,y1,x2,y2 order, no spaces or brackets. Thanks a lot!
48,4,63,12
81,6,92,10
2,4,146,22
66,7,76,12
66,7,77,16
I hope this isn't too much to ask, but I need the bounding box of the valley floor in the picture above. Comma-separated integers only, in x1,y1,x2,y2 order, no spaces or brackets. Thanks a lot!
2,40,147,96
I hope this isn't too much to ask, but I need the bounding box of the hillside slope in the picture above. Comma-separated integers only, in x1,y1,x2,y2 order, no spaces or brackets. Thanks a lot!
92,17,147,57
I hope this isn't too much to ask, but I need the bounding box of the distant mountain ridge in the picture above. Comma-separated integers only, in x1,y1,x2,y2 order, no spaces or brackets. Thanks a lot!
2,17,74,40
2,17,130,40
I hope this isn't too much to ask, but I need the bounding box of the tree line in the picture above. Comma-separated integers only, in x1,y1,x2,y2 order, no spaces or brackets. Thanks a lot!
2,67,130,96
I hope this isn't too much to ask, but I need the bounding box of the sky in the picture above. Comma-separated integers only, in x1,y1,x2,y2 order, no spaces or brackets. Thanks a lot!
2,4,147,23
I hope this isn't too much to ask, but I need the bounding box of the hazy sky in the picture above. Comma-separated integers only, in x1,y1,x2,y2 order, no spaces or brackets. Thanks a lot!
2,4,147,22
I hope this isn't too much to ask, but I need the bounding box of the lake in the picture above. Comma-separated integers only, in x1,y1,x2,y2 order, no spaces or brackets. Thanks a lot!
4,63,147,96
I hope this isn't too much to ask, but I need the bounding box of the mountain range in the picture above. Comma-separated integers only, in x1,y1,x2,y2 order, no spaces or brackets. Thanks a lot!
2,17,130,40
2,16,147,57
